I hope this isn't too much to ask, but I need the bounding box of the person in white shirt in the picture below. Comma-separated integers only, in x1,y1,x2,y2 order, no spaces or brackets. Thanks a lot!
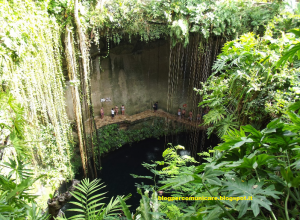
178,108,181,119
121,105,125,115
111,108,115,120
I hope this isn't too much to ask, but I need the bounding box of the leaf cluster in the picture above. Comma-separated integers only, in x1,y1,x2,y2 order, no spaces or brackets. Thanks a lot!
153,101,300,219
197,27,300,138
56,178,130,220
89,0,282,46
0,160,50,219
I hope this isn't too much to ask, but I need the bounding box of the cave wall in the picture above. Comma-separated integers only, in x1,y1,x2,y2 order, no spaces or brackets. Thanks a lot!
65,38,194,120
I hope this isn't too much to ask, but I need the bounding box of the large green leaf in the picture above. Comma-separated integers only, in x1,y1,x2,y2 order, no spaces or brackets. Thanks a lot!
291,159,300,170
215,136,253,151
118,196,133,220
238,154,274,169
201,167,223,186
276,43,300,68
242,125,262,142
139,194,152,220
222,178,281,217
288,101,300,111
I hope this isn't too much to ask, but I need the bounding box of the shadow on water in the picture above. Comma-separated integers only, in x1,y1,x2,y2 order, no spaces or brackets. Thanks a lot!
65,132,219,216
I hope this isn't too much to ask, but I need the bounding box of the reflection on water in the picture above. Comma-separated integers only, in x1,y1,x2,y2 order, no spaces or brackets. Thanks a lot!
178,150,191,156
146,152,156,161
153,147,160,152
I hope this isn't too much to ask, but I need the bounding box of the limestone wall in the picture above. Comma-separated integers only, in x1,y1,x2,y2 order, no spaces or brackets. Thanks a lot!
64,38,197,121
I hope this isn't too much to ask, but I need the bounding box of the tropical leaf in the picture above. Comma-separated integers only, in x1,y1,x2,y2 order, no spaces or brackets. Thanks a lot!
201,167,223,186
67,178,130,220
222,178,281,217
26,202,51,220
238,154,275,169
68,178,107,219
118,196,133,220
215,136,253,151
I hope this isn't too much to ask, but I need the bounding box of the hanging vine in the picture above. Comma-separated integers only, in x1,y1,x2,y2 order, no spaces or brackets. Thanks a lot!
0,0,73,185
64,24,87,178
74,0,98,178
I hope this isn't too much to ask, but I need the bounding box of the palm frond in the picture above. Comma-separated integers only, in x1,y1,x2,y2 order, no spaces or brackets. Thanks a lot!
68,178,106,220
68,178,131,220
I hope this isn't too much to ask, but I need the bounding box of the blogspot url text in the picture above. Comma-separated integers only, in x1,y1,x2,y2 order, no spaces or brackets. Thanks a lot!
158,196,253,202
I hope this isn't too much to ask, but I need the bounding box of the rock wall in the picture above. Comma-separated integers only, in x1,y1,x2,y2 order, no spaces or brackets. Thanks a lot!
65,38,195,121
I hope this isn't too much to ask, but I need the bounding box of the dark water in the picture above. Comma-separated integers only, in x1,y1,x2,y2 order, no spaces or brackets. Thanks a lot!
99,137,165,212
65,132,219,216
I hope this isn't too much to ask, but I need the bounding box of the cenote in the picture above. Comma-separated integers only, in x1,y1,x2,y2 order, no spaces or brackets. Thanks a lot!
68,132,219,216
2,0,299,219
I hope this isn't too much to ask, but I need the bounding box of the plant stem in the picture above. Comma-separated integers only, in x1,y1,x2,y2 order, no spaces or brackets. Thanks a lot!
153,165,157,190
270,210,277,220
285,188,290,220
254,168,260,182
203,182,235,220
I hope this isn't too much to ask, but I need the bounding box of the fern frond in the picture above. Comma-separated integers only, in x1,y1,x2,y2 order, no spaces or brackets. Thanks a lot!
68,178,107,220
202,107,226,126
67,178,132,220
216,115,239,138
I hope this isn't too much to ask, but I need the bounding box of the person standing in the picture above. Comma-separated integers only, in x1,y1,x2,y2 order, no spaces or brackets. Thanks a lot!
100,107,104,119
154,102,158,113
197,113,201,122
115,105,119,116
111,108,115,120
189,111,193,122
182,109,186,120
178,108,181,119
121,105,125,115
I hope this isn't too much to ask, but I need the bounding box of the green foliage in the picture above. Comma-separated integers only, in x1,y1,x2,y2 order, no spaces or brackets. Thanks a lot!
0,89,72,212
0,92,30,160
0,159,33,183
0,162,50,219
94,119,184,156
57,178,130,220
152,101,300,219
90,0,282,46
197,28,300,138
276,27,300,68
160,203,183,219
119,189,164,220
0,0,74,191
0,92,25,140
118,195,133,220
131,145,200,218
48,0,69,15
26,202,51,220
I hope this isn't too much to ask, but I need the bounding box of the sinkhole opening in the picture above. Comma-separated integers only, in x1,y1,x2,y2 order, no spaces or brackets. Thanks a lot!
65,132,219,215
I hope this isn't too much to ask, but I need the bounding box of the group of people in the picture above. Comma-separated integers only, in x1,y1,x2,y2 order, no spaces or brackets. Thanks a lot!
100,105,125,120
178,108,201,122
100,102,209,122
